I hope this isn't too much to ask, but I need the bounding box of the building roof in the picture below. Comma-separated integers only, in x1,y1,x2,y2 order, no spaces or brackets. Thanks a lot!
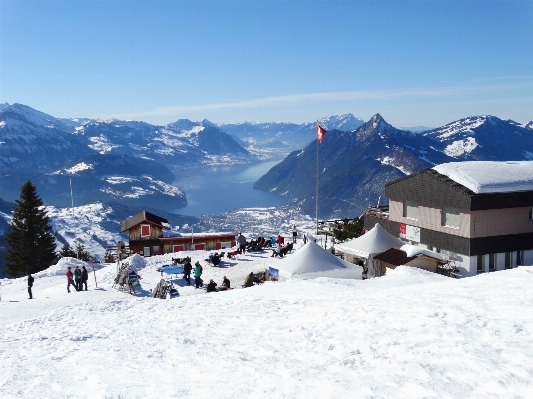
433,161,533,194
374,248,417,266
120,211,170,232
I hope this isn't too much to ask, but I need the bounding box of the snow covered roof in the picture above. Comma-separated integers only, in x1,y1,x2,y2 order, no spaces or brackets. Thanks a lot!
335,223,405,258
269,241,361,279
401,244,443,261
433,161,533,194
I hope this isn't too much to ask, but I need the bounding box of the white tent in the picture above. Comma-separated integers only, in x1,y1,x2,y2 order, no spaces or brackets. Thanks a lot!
335,223,405,258
269,241,362,281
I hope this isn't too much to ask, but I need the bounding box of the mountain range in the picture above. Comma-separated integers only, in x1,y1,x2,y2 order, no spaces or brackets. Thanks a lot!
0,103,256,209
254,114,533,218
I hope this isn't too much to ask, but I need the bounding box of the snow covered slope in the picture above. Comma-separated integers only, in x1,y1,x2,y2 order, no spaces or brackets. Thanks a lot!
423,115,533,160
1,261,532,398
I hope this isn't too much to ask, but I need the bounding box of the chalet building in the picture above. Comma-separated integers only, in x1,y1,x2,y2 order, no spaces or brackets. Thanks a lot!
121,211,170,257
364,161,533,277
160,234,237,253
121,211,238,257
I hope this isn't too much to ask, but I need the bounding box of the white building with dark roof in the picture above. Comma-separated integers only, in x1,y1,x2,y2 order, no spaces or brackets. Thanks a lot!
364,161,533,277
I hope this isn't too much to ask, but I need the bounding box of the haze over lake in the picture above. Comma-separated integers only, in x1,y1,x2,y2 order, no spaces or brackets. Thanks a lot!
173,160,289,217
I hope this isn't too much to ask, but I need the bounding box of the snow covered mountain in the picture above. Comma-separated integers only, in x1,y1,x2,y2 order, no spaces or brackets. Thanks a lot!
422,115,533,160
219,114,364,156
0,103,254,209
254,114,532,218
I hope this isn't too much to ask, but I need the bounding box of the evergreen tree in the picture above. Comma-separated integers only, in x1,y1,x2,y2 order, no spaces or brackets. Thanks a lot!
59,243,77,258
332,217,364,242
74,242,92,261
5,180,56,277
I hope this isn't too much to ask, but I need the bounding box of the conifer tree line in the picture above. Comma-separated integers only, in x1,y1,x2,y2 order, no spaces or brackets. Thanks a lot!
5,180,56,277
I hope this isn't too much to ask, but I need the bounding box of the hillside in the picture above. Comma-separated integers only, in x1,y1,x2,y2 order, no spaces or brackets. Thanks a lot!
254,114,533,218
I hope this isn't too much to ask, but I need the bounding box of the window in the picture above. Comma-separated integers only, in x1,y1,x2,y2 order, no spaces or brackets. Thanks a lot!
488,254,495,271
477,255,484,273
529,207,533,220
141,224,151,237
403,200,419,220
517,250,524,266
505,252,511,269
442,207,460,228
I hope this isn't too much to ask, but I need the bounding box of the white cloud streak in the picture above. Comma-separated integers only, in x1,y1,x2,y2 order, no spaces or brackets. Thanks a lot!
99,81,533,120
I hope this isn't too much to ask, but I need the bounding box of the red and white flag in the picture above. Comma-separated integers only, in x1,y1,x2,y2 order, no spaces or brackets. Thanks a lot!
316,123,327,144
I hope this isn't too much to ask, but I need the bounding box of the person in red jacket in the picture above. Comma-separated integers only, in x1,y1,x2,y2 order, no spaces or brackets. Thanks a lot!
66,267,77,293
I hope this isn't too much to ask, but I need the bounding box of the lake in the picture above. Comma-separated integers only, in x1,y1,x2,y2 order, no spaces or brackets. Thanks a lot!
173,160,289,217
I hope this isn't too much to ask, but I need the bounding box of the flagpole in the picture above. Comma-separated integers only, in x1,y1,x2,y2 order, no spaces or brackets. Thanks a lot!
316,121,319,235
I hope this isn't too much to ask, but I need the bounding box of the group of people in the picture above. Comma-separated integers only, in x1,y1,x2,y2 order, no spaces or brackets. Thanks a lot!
243,271,266,287
66,265,89,292
206,276,231,293
271,242,293,258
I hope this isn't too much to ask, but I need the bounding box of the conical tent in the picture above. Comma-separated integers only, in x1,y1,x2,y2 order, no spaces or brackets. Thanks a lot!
269,241,362,280
335,223,404,258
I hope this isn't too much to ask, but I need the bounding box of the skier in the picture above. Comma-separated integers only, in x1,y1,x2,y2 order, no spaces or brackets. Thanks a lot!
74,266,82,292
183,259,192,286
292,224,297,243
66,266,77,293
81,266,89,291
194,261,203,289
27,272,34,299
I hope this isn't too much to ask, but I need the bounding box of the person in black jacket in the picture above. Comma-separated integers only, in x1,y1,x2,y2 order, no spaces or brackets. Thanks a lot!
81,266,89,291
27,272,34,299
183,260,192,286
206,279,218,293
222,276,231,289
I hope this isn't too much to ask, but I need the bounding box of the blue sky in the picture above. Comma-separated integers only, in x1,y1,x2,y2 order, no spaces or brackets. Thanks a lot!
1,0,532,126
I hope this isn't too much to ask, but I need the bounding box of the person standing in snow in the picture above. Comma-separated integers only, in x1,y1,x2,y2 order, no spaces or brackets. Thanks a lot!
81,266,89,291
183,259,192,286
303,234,307,244
27,272,34,299
66,266,77,293
292,224,297,243
194,261,203,289
237,233,247,254
74,266,82,292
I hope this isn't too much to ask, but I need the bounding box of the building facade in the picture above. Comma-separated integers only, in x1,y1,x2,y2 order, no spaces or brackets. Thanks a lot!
364,168,533,277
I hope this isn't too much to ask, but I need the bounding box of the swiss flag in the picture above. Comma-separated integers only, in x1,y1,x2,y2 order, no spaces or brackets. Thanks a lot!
316,123,327,144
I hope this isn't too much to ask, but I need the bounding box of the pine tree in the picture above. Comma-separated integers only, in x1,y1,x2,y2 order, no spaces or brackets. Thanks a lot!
5,180,56,277
74,242,92,261
332,217,364,242
59,244,77,258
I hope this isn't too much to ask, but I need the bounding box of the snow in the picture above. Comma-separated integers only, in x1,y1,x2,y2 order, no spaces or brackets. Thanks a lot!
401,244,443,260
377,156,410,174
62,162,93,174
2,255,533,398
433,161,533,193
444,136,478,157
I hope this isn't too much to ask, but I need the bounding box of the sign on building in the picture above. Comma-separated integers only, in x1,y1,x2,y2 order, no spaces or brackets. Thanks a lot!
399,223,420,242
